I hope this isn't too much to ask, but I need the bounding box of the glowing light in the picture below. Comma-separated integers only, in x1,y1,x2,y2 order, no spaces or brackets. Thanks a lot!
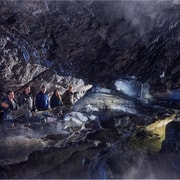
114,80,137,97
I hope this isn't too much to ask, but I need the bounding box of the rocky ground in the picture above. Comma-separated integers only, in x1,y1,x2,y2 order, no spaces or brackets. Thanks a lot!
0,87,179,179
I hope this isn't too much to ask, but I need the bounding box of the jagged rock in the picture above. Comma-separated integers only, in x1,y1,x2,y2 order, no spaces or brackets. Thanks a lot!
160,120,180,154
0,1,179,92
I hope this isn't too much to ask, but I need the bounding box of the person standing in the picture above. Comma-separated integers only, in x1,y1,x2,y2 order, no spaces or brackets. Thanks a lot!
0,92,6,121
18,85,33,111
2,90,19,120
35,85,49,111
62,85,74,105
50,89,63,108
1,90,32,126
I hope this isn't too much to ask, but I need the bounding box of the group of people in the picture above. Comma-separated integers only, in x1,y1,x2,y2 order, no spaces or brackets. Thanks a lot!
36,84,74,110
0,84,75,125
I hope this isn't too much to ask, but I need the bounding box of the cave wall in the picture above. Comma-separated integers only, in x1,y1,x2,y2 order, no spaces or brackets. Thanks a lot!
0,0,180,92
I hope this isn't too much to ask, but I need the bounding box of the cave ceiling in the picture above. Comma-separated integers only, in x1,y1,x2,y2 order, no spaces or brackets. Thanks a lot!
0,0,180,91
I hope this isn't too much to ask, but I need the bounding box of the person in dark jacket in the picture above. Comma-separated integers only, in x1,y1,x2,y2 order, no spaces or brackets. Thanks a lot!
35,85,49,111
1,90,32,126
50,89,63,108
2,90,19,120
0,101,10,121
0,92,6,121
62,85,74,105
18,85,33,111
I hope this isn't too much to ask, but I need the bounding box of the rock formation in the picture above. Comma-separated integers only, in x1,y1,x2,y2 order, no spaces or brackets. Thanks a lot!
0,0,180,179
0,0,179,92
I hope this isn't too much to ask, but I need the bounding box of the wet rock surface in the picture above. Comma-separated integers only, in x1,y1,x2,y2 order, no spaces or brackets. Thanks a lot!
160,112,180,154
0,88,179,179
